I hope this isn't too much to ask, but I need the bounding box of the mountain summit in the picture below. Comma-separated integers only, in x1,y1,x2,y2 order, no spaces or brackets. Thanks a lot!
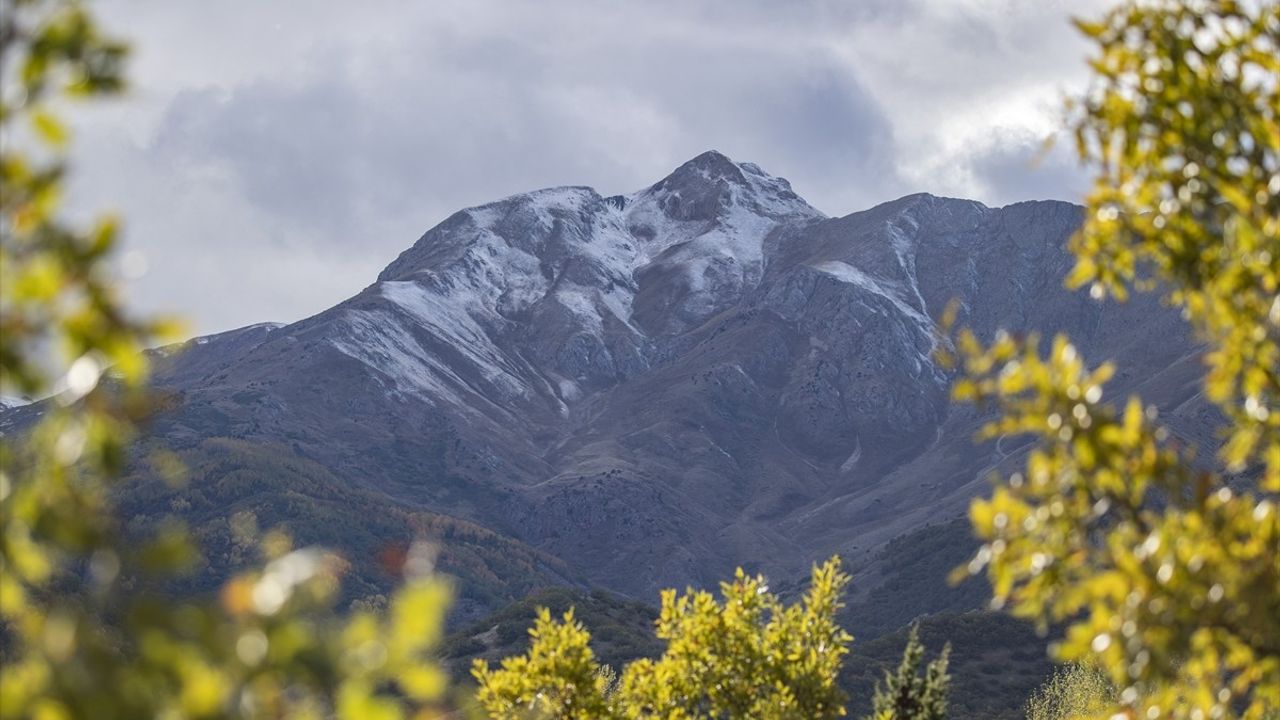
51,151,1204,620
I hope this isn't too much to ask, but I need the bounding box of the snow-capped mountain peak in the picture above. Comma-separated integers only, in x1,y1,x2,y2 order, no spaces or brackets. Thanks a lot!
330,152,828,415
142,153,1202,613
637,150,820,219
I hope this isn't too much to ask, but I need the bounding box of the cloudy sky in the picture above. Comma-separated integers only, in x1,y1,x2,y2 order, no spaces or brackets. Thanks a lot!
69,0,1110,336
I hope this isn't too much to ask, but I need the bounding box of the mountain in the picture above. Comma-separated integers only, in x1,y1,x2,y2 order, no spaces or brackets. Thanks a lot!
1,151,1208,628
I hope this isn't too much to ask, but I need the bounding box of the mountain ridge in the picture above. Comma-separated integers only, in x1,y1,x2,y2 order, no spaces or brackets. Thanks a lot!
1,151,1207,626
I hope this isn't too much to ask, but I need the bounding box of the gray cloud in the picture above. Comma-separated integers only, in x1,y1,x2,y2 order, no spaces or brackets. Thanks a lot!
63,0,1107,335
962,129,1090,206
145,5,901,226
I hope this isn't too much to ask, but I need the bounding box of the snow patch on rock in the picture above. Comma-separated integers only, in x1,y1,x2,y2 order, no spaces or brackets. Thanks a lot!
810,260,931,326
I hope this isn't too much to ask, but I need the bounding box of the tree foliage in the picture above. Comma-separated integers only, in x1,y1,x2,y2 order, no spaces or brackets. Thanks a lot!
949,1,1280,717
865,624,950,720
473,607,616,720
474,558,856,719
1,2,456,718
1025,664,1114,720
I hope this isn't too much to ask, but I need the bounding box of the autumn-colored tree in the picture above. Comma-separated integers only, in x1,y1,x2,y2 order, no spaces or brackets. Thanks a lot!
1025,664,1114,720
472,607,619,720
949,1,1280,717
474,558,855,720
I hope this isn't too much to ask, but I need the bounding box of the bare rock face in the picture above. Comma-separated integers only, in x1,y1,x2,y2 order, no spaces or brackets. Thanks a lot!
115,150,1201,605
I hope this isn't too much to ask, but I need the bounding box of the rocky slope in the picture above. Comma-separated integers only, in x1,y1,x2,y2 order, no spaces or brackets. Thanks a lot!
4,150,1207,620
